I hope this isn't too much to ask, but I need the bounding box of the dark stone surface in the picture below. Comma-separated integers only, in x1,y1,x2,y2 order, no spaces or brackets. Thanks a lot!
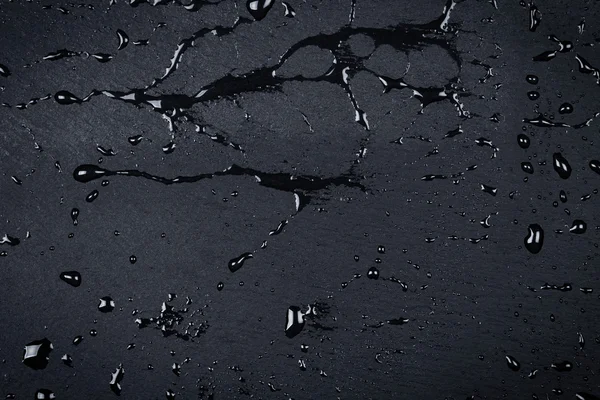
1,0,599,398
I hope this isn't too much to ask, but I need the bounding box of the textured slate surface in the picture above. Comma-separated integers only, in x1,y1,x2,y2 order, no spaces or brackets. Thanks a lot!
0,0,599,399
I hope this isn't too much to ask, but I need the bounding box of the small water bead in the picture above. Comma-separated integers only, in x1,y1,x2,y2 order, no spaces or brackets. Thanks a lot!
59,271,81,287
71,208,79,225
521,162,534,174
527,91,540,100
73,335,84,345
558,102,573,114
559,190,567,202
517,134,530,149
85,189,99,202
217,282,224,291
367,267,379,279
526,74,539,85
377,245,385,254
129,255,137,264
89,329,97,337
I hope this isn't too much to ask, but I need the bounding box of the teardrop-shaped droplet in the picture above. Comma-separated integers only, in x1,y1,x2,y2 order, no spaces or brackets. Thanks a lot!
60,271,82,287
228,252,253,272
521,162,534,174
524,223,544,254
23,338,53,370
532,51,557,62
517,133,530,149
73,164,109,183
553,152,572,179
55,90,81,105
246,0,275,20
551,361,573,372
559,190,567,203
285,306,305,338
569,219,587,234
506,355,520,371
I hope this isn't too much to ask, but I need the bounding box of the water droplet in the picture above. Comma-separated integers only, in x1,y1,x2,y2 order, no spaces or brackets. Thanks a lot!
54,90,81,105
524,223,544,254
526,74,539,85
517,134,530,149
98,296,115,312
367,267,379,280
570,219,587,234
527,91,540,100
217,282,224,291
228,252,253,272
553,153,572,179
73,335,84,345
559,190,567,203
505,355,520,371
59,271,81,287
246,0,275,21
166,389,176,400
558,103,573,114
71,208,79,225
162,142,176,154
61,353,73,367
129,255,137,264
23,338,53,369
91,53,113,63
521,162,534,174
73,164,109,183
116,29,129,51
34,389,56,400
589,160,600,175
86,189,99,203
285,306,305,338
377,245,385,254
109,364,124,395
551,361,573,372
128,135,143,145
